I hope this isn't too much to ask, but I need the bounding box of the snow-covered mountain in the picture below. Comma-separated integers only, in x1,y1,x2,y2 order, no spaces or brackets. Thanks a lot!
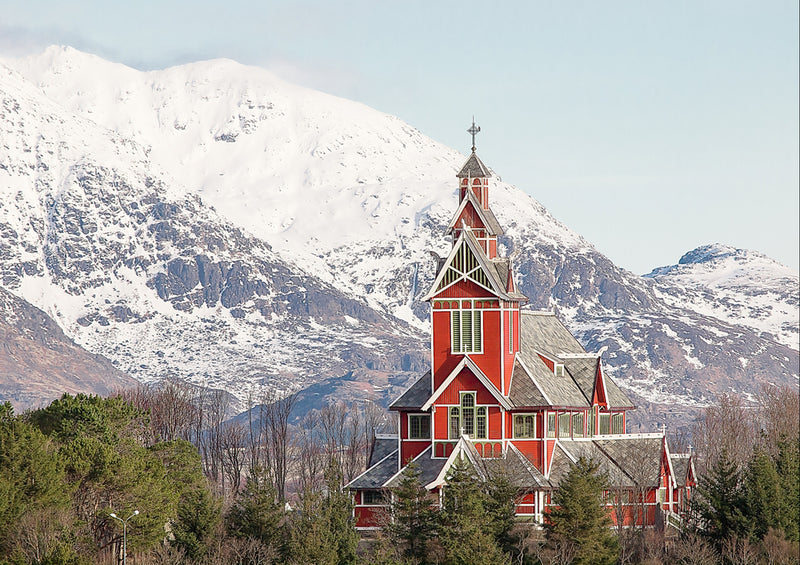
646,244,799,350
0,46,797,428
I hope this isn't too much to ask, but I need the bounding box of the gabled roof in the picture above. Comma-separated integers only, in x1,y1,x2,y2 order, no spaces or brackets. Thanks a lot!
669,453,695,486
446,189,503,236
389,370,432,411
384,446,448,489
486,443,550,488
346,447,399,489
424,435,487,489
547,435,665,489
456,151,492,178
425,228,525,301
369,434,398,467
510,311,635,409
421,356,512,411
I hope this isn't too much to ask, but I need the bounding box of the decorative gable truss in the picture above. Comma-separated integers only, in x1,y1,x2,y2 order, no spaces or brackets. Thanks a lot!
425,228,510,300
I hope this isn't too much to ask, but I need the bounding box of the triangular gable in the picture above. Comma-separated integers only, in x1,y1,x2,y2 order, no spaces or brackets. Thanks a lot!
424,228,509,300
426,435,487,489
421,356,512,411
446,190,503,236
511,355,555,407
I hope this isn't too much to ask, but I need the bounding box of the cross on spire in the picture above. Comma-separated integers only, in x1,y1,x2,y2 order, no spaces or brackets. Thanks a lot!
467,118,481,152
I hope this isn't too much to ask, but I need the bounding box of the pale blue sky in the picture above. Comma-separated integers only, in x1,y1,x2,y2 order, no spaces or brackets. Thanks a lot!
1,1,797,273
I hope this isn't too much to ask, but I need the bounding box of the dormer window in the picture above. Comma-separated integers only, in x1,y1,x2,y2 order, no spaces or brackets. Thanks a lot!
554,363,565,377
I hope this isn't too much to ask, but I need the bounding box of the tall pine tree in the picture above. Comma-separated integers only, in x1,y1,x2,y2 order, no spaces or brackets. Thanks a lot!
545,456,617,565
388,461,436,563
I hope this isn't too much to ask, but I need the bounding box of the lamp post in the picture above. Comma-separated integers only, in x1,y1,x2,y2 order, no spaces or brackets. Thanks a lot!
109,510,139,565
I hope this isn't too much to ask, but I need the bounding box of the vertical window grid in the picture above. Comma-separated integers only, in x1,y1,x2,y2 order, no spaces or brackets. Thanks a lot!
573,412,585,438
461,393,475,436
547,413,557,438
476,407,487,439
450,407,460,439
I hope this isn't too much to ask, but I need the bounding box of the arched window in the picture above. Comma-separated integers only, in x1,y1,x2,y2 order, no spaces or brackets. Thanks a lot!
449,407,460,439
461,393,475,436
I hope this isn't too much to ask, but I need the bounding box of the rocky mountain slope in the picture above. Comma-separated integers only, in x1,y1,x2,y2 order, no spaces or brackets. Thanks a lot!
0,286,135,409
0,47,797,429
645,244,799,350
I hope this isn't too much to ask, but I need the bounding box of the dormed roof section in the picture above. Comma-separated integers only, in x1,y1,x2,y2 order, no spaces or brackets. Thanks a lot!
446,189,503,236
510,311,632,409
369,434,398,467
456,151,492,178
389,370,431,410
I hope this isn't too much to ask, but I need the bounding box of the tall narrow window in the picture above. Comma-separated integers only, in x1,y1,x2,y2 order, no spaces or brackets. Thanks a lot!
599,413,610,435
558,413,571,437
409,414,430,439
547,413,557,438
588,412,596,436
611,413,624,434
461,393,475,436
450,407,460,439
573,412,585,438
514,415,535,438
476,407,487,439
508,312,514,353
451,304,482,354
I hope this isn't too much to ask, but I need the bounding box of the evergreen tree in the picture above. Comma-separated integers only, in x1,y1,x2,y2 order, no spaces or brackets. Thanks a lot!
693,448,748,548
438,457,509,565
775,437,800,541
744,448,782,540
388,461,436,563
287,460,359,565
545,456,618,565
483,465,519,558
171,486,222,560
227,469,286,552
0,403,70,558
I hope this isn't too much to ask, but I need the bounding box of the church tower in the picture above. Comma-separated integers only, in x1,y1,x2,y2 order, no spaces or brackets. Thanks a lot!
424,120,526,403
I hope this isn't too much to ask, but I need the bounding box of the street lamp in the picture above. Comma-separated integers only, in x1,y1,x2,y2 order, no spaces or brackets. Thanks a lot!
109,510,139,565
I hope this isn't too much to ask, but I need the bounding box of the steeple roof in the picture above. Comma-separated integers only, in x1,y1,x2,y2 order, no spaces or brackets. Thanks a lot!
456,151,492,178
446,188,503,236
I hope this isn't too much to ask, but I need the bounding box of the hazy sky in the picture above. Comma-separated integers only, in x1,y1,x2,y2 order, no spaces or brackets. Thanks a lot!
1,1,797,273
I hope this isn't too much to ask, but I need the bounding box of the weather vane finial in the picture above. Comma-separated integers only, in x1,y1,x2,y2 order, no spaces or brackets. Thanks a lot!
467,117,480,153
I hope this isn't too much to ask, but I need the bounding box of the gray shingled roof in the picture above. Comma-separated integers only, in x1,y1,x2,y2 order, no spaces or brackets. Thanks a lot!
484,444,551,488
549,436,664,489
511,312,634,409
520,311,586,357
670,454,691,484
369,435,398,467
456,151,492,178
347,448,399,489
508,360,549,407
385,446,447,488
389,370,431,410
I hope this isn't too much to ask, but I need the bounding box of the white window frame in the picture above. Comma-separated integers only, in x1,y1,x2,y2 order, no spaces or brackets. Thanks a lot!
361,490,388,506
554,363,565,377
451,301,483,354
513,413,536,439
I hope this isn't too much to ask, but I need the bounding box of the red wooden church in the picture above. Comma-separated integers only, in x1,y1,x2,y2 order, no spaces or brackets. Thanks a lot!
348,124,695,530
